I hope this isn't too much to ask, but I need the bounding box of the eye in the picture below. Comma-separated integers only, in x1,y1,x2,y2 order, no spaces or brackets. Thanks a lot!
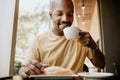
56,12,62,16
67,13,73,17
55,11,63,16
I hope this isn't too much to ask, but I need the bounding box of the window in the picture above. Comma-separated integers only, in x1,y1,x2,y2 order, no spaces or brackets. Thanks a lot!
14,0,50,74
14,0,102,74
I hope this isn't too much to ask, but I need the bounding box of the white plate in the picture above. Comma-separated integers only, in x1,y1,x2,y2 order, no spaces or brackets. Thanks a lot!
29,74,78,80
78,72,114,79
30,74,78,78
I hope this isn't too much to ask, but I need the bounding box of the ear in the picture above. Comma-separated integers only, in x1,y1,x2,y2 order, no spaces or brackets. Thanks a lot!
49,11,53,19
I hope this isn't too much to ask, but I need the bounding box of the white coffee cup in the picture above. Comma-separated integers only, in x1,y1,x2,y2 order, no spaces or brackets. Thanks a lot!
63,27,80,40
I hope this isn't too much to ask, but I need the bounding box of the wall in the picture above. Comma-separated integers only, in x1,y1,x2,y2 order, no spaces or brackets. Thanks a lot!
90,1,100,42
99,0,120,75
0,0,16,77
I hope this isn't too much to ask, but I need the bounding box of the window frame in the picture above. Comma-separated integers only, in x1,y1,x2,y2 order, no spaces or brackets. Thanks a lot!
10,0,19,75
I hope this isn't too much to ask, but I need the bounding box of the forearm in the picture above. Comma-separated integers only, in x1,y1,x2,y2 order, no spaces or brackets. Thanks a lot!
19,60,49,78
77,31,105,69
91,48,105,69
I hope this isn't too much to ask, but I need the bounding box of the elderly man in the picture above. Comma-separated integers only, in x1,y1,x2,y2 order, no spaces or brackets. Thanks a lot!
19,0,105,79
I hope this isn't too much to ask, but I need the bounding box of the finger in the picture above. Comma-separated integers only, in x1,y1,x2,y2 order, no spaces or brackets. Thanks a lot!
79,33,86,39
40,64,49,73
33,63,49,74
79,35,90,42
24,67,30,75
27,69,36,75
41,64,49,70
40,67,48,74
40,64,49,71
79,38,90,46
24,65,37,75
21,72,29,78
26,68,36,75
79,30,87,36
27,64,41,74
85,33,90,38
41,64,49,67
28,69,36,75
40,66,47,73
80,41,88,46
79,33,90,40
30,59,42,69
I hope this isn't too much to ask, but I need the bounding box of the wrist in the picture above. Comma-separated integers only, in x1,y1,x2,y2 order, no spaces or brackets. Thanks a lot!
90,46,99,54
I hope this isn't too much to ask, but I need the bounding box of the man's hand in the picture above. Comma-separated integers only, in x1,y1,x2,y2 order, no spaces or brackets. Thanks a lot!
78,30,97,49
78,30,105,69
19,59,48,78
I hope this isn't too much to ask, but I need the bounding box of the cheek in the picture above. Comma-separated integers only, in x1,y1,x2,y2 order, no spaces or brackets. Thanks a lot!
53,17,61,23
53,18,61,26
70,17,73,23
53,21,59,28
52,19,61,30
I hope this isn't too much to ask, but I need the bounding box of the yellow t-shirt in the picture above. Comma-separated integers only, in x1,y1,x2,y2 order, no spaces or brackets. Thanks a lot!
26,29,93,74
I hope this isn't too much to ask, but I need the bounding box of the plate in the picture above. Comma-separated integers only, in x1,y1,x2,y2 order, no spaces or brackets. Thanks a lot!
78,72,114,79
29,74,78,80
30,74,78,78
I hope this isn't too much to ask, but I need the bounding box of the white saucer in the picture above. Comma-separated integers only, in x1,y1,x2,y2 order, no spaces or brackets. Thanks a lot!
78,72,114,79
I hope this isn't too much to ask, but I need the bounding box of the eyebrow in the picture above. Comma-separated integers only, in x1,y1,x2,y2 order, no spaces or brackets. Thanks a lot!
56,10,74,13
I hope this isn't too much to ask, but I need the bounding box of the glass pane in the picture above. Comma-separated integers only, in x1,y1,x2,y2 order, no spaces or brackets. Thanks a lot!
14,0,50,75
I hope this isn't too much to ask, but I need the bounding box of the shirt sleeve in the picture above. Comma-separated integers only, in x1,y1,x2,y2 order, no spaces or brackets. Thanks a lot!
24,35,41,65
87,48,93,60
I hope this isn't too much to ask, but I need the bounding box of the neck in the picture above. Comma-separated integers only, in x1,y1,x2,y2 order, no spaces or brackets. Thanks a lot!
52,28,64,36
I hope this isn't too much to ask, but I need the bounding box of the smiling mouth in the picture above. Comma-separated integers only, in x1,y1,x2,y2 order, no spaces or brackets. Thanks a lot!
59,22,71,29
60,24,70,29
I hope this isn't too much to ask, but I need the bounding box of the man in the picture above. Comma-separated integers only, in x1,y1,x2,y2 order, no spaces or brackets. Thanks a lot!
19,0,105,79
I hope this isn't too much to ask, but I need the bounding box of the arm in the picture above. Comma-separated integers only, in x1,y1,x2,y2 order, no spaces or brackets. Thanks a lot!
19,59,48,78
19,35,48,78
89,39,105,69
78,30,105,69
90,48,105,69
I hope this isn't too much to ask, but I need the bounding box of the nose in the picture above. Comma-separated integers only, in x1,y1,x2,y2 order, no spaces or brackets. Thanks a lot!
61,14,70,22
